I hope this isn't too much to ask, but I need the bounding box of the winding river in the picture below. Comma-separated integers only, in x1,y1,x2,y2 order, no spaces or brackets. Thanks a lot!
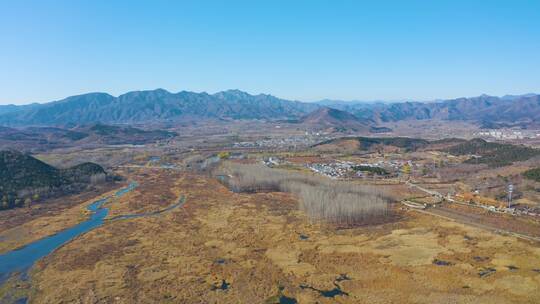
0,181,138,283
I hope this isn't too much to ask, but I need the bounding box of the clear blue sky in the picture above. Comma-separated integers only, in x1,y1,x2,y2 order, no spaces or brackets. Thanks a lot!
1,0,539,104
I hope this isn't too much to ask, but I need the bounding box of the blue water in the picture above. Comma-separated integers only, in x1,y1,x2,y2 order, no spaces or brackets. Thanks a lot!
114,181,138,197
0,182,138,283
148,156,161,162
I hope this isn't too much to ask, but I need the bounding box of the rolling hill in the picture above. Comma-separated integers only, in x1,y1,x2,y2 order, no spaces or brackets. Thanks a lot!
0,124,177,152
82,124,177,145
443,138,540,167
0,150,106,210
299,107,373,131
313,136,430,153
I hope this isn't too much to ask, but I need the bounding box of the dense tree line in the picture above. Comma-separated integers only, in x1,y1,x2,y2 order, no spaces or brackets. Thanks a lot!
314,136,429,152
219,163,389,225
445,138,540,167
352,165,389,176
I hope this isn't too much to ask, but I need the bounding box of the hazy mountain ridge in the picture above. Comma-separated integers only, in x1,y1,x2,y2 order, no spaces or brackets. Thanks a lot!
320,94,540,126
0,103,42,115
0,90,539,127
0,89,319,126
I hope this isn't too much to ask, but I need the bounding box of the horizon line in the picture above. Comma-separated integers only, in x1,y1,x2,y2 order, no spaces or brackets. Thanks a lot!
0,88,538,107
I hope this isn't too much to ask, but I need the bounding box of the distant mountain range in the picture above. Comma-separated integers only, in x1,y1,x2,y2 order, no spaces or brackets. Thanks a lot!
322,94,540,127
0,124,176,152
0,89,317,126
0,90,538,128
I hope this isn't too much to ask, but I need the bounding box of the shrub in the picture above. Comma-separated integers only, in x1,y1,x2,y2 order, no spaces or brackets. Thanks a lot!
523,168,540,182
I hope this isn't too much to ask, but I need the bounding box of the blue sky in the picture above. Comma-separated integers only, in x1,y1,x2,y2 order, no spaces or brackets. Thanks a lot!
1,0,539,104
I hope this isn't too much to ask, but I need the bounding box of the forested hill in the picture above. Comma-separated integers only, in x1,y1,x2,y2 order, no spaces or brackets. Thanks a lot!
0,150,106,210
298,107,373,131
443,138,540,167
313,136,430,152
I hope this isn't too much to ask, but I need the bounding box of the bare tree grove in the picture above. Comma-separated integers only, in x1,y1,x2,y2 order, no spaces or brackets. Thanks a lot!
219,163,389,225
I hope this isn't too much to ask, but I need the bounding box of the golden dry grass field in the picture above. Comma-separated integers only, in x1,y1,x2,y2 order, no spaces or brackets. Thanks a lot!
1,168,535,303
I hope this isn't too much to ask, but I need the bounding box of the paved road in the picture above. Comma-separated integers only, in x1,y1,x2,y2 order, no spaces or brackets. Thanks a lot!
406,180,443,197
405,179,540,243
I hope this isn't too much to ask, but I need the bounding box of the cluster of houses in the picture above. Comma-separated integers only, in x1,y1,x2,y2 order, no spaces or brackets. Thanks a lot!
476,129,540,140
307,160,407,179
233,135,331,149
262,157,281,167
513,205,540,217
260,154,417,180
367,159,413,170
307,161,356,179
447,192,540,217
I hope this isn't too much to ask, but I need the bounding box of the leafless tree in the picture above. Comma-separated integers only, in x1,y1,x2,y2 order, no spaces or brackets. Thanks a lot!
219,163,389,225
90,173,107,184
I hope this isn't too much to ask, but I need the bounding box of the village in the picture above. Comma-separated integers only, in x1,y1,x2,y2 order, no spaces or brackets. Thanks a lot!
258,150,540,230
262,155,413,179
233,134,332,150
476,129,540,140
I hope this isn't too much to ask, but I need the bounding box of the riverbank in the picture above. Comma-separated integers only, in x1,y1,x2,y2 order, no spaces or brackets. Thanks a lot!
0,182,141,303
0,182,119,235
0,186,121,255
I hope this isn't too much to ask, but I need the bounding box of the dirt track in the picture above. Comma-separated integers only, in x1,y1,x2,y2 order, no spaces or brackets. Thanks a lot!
415,206,540,243
406,180,540,242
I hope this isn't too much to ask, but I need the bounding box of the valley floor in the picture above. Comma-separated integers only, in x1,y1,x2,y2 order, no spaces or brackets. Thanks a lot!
2,169,540,303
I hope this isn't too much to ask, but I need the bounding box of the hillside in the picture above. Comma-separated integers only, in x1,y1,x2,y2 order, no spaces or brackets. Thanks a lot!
443,138,540,167
322,94,540,127
0,124,177,152
0,89,318,126
313,136,429,152
299,107,372,131
0,150,106,210
82,124,177,145
391,94,540,126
